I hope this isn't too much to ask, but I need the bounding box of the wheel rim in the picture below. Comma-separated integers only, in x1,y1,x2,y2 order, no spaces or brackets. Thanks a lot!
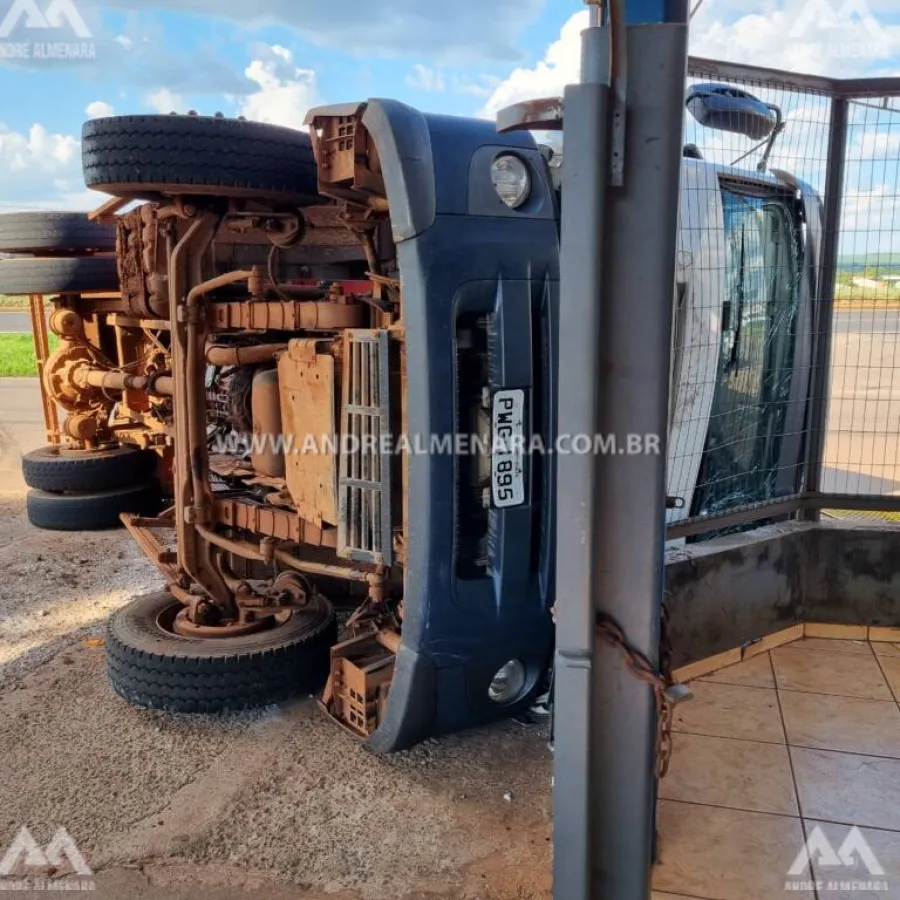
159,601,293,640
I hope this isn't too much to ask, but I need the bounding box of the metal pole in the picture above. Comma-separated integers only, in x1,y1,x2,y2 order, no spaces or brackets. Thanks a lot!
553,11,610,900
803,96,848,514
590,15,688,900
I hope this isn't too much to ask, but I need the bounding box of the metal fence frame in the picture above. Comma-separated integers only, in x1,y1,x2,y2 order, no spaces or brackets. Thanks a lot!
667,57,900,541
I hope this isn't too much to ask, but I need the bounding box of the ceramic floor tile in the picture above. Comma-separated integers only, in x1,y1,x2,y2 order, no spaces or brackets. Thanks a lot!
653,800,814,900
652,894,711,899
780,690,900,758
876,656,900,699
772,646,892,700
873,642,900,659
805,820,900,899
792,637,873,656
673,681,785,744
661,733,798,815
698,653,775,689
792,747,900,831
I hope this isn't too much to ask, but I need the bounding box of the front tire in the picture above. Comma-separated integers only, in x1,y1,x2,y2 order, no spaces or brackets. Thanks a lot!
106,591,337,713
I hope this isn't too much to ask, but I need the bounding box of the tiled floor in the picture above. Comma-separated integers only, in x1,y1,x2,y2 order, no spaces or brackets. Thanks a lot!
652,637,900,900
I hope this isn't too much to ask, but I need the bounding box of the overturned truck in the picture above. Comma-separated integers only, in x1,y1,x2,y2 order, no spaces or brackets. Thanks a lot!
54,107,561,751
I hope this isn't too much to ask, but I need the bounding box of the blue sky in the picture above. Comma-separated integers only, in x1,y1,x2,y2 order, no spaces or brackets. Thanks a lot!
0,0,898,212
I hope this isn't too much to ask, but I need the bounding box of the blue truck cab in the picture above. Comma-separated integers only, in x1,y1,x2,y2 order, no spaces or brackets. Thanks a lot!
305,101,560,751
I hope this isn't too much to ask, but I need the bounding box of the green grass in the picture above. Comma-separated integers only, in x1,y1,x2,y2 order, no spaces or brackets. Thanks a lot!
0,333,58,377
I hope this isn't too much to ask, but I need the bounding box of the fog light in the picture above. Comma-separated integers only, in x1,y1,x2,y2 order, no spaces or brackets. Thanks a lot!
491,155,531,209
489,659,527,704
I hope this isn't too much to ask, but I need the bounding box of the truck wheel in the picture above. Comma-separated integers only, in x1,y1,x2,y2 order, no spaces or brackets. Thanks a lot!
26,482,161,531
106,591,337,713
82,114,320,203
23,446,158,493
0,212,115,255
0,257,119,295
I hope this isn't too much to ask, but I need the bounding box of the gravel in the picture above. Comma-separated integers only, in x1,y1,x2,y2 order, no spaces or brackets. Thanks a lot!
0,492,553,900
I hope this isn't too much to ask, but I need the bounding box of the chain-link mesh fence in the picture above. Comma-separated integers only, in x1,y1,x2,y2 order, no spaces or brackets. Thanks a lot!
667,62,900,538
821,97,900,504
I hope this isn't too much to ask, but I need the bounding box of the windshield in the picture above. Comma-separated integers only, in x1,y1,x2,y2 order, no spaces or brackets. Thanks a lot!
691,184,803,517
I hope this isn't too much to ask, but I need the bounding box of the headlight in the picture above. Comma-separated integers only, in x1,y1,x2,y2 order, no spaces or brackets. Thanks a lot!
488,659,527,704
491,155,532,209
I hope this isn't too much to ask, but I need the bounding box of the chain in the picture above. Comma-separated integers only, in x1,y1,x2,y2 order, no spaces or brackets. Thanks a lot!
595,603,678,779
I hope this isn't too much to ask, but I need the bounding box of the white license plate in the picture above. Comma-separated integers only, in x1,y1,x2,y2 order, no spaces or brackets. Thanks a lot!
491,389,526,509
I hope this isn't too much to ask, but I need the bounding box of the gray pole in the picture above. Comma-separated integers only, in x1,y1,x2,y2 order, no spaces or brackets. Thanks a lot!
589,14,688,900
803,96,848,514
553,12,610,900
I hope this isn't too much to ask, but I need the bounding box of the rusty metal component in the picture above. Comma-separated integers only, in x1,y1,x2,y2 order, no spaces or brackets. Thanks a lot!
173,610,266,637
88,196,130,224
306,105,388,208
279,340,338,528
43,342,105,413
251,368,285,478
323,629,399,738
79,369,174,397
117,203,172,319
185,269,254,520
594,610,692,779
49,307,84,339
29,295,61,444
205,343,287,367
121,512,179,581
213,497,336,548
167,210,227,602
266,571,312,608
273,549,372,583
496,97,565,134
63,412,100,442
208,299,366,333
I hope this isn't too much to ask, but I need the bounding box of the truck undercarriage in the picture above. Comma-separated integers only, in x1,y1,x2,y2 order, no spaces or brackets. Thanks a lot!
3,103,559,750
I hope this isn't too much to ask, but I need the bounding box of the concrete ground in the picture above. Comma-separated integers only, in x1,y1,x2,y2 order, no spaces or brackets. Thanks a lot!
0,380,553,900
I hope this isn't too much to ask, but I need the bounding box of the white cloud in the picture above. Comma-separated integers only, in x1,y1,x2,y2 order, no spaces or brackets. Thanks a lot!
144,87,187,115
237,45,317,131
689,0,900,78
484,3,899,122
0,124,78,174
85,101,115,119
405,65,446,92
480,12,587,119
452,74,502,98
0,123,103,212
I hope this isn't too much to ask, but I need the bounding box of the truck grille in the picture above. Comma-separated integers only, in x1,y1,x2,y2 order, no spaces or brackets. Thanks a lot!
338,330,393,566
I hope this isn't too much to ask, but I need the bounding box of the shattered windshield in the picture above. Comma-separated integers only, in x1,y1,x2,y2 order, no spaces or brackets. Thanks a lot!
691,184,804,518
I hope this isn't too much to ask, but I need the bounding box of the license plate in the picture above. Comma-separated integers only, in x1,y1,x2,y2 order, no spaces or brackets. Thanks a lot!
491,389,526,509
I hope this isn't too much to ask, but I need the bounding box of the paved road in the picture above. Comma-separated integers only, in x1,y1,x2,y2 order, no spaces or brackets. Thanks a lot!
834,307,900,334
0,311,30,333
0,378,45,492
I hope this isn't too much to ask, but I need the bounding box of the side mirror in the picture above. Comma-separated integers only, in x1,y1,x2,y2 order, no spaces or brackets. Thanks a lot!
686,83,777,141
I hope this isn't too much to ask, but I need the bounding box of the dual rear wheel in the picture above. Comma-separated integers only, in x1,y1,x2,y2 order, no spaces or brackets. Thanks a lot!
23,445,160,531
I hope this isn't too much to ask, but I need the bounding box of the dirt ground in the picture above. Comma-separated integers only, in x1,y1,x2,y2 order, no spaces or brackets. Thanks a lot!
0,380,553,900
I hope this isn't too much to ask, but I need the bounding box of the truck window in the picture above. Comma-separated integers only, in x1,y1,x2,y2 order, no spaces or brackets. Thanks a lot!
691,184,803,518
